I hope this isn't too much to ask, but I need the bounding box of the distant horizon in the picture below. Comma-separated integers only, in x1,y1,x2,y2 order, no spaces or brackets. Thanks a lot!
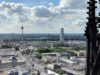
0,33,84,34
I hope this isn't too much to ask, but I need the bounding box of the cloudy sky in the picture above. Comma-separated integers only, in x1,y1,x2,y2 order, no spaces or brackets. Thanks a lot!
0,0,99,33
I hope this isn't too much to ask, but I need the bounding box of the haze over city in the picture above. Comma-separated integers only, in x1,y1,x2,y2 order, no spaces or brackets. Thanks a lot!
0,0,89,33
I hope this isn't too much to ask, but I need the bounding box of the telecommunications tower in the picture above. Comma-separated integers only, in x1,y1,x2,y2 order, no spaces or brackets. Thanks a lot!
21,26,24,42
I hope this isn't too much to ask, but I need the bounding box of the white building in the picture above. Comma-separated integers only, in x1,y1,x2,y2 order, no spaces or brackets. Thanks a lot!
47,69,59,75
71,57,86,65
46,63,61,71
60,28,64,43
58,58,77,67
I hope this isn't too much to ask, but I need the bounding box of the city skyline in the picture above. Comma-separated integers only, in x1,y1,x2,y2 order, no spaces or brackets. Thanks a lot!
0,0,96,33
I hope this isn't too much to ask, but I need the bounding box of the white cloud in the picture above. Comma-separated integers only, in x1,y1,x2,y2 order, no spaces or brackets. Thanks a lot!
0,0,88,33
59,0,87,9
33,6,52,18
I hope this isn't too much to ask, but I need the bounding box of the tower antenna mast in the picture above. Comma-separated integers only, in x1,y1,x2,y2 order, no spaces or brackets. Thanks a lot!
21,26,24,42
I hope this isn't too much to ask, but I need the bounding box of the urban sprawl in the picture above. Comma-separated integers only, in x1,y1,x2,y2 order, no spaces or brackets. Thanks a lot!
0,28,86,75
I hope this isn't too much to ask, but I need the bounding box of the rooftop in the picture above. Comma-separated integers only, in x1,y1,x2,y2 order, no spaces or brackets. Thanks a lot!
0,73,8,75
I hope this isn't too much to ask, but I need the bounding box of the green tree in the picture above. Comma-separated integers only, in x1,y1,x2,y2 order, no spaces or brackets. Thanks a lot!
72,46,86,51
15,46,19,51
1,45,12,48
67,50,77,56
56,69,65,75
79,52,84,56
36,53,42,59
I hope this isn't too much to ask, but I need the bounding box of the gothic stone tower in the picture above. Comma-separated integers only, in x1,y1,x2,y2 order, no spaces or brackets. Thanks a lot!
85,0,100,75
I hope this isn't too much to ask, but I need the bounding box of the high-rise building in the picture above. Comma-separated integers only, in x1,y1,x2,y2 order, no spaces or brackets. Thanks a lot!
60,28,64,43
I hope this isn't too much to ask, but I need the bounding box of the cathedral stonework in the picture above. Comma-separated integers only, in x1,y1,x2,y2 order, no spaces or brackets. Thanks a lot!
85,0,100,75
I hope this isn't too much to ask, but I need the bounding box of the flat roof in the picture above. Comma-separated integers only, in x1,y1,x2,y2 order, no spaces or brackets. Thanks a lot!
0,73,8,75
61,59,76,64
